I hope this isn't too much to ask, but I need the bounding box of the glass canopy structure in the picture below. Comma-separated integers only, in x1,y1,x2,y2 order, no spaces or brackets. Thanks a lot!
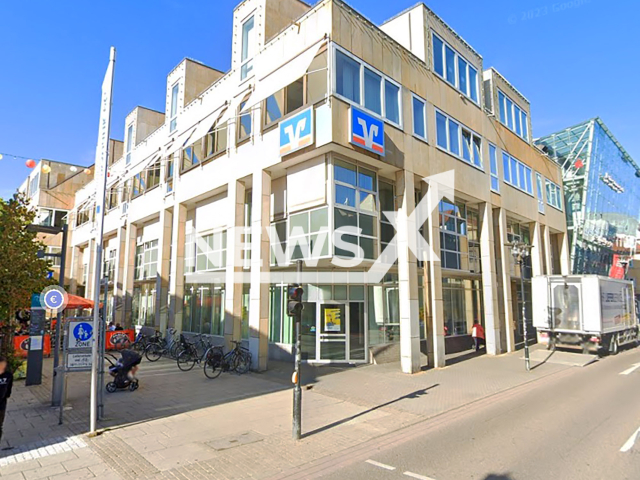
537,118,640,276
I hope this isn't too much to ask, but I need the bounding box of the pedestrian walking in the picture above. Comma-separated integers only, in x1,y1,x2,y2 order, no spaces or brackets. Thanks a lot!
0,355,14,444
471,321,485,352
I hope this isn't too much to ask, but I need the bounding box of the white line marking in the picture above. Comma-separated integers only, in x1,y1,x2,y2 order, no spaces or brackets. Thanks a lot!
365,459,396,471
619,364,640,375
621,427,640,452
404,472,436,480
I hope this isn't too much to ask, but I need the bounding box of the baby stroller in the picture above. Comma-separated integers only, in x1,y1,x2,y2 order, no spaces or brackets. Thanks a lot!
105,349,142,393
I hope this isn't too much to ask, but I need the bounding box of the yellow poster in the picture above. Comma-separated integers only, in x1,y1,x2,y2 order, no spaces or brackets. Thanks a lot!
324,307,342,332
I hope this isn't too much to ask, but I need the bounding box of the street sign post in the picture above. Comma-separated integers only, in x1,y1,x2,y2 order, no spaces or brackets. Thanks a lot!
26,294,46,386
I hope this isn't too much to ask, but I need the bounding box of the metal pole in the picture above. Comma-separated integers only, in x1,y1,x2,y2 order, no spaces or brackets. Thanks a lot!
52,224,67,405
521,256,531,371
98,278,108,420
293,260,302,440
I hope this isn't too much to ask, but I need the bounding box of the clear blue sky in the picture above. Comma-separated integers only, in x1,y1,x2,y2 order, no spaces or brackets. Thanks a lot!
1,0,637,199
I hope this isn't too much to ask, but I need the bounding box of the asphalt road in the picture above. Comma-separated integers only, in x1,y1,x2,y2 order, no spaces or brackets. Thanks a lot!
320,346,640,480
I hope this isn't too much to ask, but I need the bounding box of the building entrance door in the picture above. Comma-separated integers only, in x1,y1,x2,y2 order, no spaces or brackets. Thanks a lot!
316,302,367,362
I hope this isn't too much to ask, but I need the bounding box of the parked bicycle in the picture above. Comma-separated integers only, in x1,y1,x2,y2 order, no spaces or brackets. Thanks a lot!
145,328,179,362
176,334,214,371
203,340,252,379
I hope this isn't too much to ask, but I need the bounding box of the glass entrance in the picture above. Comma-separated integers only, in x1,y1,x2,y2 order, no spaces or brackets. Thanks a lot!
316,302,367,362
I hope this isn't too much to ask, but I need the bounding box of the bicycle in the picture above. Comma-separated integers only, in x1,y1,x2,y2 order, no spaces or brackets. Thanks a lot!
145,328,179,362
203,340,252,379
176,334,214,371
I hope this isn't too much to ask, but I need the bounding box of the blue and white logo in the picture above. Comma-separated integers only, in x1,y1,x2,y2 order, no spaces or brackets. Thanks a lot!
349,106,385,156
280,107,314,156
41,286,68,312
73,323,93,342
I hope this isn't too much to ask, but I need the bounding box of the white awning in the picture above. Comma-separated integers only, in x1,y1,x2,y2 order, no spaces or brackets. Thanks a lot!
189,110,220,143
241,40,325,113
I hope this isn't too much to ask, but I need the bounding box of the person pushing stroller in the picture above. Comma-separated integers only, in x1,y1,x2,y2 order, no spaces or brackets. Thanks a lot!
106,349,142,392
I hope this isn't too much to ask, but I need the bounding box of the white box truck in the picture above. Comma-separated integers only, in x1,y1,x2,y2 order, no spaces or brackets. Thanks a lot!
532,275,638,355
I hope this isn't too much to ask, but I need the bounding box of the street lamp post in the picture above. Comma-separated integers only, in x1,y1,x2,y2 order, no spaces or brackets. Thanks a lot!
508,242,534,371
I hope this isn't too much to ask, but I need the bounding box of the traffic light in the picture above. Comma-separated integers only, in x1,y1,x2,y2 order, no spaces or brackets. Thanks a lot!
287,284,304,317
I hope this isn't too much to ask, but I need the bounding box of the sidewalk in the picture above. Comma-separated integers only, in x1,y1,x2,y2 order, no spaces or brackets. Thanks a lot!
0,347,573,479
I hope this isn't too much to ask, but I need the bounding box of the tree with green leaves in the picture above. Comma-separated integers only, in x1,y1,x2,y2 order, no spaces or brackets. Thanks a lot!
0,193,53,359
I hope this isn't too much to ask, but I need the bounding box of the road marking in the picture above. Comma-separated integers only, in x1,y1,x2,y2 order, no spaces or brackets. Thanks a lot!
620,426,640,452
365,459,396,471
619,363,640,375
404,472,436,480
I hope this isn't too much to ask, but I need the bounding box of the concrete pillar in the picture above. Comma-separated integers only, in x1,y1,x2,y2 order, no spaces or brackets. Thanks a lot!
530,221,544,278
559,232,571,275
69,246,81,295
86,238,96,301
497,208,515,352
121,223,138,327
543,225,553,275
112,226,127,324
169,204,187,332
425,185,445,368
225,180,246,349
478,202,502,355
395,170,421,374
156,209,173,333
249,170,271,371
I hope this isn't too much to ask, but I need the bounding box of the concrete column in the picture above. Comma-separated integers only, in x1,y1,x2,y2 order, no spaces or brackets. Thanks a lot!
225,180,246,348
86,238,96,301
559,232,571,275
69,246,81,295
530,221,544,277
169,204,187,332
478,202,502,355
425,186,445,368
156,209,173,333
112,226,127,324
121,223,138,327
543,225,553,275
249,170,271,371
395,170,421,374
497,208,515,352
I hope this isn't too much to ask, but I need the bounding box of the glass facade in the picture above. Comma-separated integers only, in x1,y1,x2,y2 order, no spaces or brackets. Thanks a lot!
183,284,225,336
537,119,640,275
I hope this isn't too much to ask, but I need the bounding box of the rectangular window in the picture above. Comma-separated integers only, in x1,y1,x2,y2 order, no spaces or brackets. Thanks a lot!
240,15,255,80
169,83,179,132
147,161,161,190
489,144,499,192
444,45,456,85
458,57,468,96
181,140,203,172
205,122,228,156
288,207,329,261
125,124,133,164
412,94,426,140
522,112,528,141
238,101,252,142
384,80,400,125
536,173,545,213
545,179,563,210
364,67,382,115
196,231,227,271
503,151,533,196
433,34,444,77
135,240,158,280
335,49,360,104
498,91,506,124
469,66,478,103
497,89,529,141
439,200,479,273
502,151,510,184
166,155,175,193
505,97,514,130
435,110,482,169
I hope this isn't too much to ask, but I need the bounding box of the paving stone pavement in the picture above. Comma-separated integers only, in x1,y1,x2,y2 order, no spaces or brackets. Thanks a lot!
0,347,573,479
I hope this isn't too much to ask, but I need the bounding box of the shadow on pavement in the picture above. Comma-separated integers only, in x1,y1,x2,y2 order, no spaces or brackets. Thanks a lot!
530,346,556,370
484,475,514,480
301,383,439,438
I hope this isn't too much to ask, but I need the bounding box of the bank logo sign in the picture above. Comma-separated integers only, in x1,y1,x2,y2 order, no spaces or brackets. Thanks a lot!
350,106,384,156
280,107,314,156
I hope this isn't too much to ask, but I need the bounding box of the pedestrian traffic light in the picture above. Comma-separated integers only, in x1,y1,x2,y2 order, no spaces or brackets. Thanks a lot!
287,284,304,317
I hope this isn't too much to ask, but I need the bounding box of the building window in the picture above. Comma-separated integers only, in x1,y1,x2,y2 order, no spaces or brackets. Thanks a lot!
379,180,396,262
237,101,252,143
146,161,161,190
181,140,203,172
47,246,62,268
443,278,483,337
435,109,482,169
264,79,305,127
333,160,377,260
195,230,227,271
166,155,175,193
125,124,133,164
103,249,116,279
489,144,499,192
412,94,427,141
169,83,179,132
439,199,473,271
132,172,146,198
498,89,528,141
333,46,402,127
107,184,119,210
240,15,255,80
134,240,158,280
76,204,93,226
37,208,68,227
29,173,40,197
536,173,545,214
502,152,533,195
288,207,329,261
184,232,195,274
432,32,478,103
183,284,225,336
545,179,563,211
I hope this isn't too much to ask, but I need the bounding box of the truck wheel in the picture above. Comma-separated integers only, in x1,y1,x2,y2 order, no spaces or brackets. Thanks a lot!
609,336,619,356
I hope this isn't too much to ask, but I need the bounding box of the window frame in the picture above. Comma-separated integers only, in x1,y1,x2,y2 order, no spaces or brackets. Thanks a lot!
502,151,534,196
536,172,545,214
169,83,179,132
125,124,133,165
434,108,483,171
195,229,227,272
240,15,256,81
545,179,563,211
497,88,529,142
332,44,403,129
411,93,428,142
489,143,500,193
431,31,479,105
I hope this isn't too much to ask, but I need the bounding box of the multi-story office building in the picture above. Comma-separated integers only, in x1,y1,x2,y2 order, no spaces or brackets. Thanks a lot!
68,0,568,373
17,159,97,284
537,118,640,278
